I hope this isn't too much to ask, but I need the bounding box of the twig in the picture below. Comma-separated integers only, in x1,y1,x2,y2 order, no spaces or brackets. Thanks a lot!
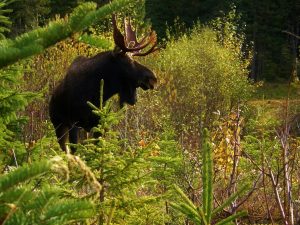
269,167,288,225
11,148,18,167
235,173,262,210
282,30,300,39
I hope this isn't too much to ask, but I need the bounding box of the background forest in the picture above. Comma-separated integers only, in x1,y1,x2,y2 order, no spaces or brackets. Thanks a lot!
0,0,299,224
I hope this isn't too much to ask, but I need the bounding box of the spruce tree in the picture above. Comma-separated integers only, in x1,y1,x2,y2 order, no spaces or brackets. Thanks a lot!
0,1,135,224
75,80,159,224
0,0,12,39
49,0,79,17
0,0,132,166
170,129,248,225
0,0,132,69
0,0,36,168
9,0,50,35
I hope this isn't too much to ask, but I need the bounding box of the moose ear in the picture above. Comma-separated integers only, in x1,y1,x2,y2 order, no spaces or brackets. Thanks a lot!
112,14,127,52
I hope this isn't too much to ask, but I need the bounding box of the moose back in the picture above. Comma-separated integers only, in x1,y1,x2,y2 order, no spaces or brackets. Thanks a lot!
49,16,158,153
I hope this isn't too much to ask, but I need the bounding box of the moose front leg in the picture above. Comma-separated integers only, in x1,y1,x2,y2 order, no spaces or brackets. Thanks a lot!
69,126,79,154
54,123,69,152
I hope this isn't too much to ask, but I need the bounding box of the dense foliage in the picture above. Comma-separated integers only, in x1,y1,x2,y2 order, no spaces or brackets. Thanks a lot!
146,0,299,81
0,0,300,225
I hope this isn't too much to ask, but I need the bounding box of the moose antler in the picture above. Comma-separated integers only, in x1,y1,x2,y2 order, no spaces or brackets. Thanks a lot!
112,14,158,56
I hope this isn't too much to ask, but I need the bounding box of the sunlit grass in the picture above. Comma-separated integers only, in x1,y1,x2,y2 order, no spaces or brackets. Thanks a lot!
249,82,300,126
253,82,300,100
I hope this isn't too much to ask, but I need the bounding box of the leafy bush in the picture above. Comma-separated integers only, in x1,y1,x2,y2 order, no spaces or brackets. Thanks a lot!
157,25,251,125
130,24,253,159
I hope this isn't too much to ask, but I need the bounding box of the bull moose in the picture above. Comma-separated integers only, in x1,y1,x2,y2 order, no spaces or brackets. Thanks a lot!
49,15,158,153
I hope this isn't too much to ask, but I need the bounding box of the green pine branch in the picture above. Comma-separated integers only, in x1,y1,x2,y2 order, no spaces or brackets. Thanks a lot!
43,199,95,223
202,128,213,224
170,129,248,225
0,0,132,69
79,34,113,51
0,0,13,39
0,160,52,192
0,157,98,224
169,202,203,224
172,184,199,214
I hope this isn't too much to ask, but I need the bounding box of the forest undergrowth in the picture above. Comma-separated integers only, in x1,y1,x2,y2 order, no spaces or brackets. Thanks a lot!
0,0,300,224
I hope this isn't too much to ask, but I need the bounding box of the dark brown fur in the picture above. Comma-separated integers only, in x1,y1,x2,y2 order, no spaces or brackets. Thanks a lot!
49,51,157,152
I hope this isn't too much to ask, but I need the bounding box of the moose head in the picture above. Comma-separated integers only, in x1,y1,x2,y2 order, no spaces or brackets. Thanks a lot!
49,15,158,153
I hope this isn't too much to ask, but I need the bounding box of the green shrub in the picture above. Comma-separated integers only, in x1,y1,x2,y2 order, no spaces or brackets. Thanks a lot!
132,24,252,153
158,25,251,124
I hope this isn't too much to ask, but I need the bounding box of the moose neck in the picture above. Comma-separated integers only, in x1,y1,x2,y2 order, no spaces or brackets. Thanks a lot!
91,52,129,105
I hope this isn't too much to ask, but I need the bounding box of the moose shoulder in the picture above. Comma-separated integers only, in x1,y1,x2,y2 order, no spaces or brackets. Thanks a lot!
49,16,158,153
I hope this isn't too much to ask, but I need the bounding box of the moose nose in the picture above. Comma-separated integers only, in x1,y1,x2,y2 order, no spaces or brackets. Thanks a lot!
146,71,157,89
148,76,157,89
140,71,157,90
